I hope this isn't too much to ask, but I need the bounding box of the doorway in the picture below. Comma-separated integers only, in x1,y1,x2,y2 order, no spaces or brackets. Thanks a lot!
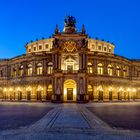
67,88,73,100
109,91,112,101
99,91,103,101
27,91,31,101
64,79,76,101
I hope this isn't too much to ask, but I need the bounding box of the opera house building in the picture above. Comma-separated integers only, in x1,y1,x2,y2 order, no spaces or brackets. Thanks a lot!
0,16,140,103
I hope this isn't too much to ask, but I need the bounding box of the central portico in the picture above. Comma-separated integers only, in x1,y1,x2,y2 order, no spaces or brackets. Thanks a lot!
63,79,77,102
51,16,88,103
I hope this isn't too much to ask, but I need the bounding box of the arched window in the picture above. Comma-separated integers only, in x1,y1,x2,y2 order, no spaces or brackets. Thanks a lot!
87,62,93,73
0,70,3,77
27,64,32,76
48,84,52,91
98,45,102,51
97,63,103,75
47,62,53,74
123,67,127,78
37,63,43,75
138,71,140,77
88,85,93,92
88,85,93,100
19,65,24,77
116,66,120,76
13,68,17,77
108,64,113,76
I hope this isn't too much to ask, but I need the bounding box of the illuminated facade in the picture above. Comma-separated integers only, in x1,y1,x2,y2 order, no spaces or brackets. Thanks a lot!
0,16,140,103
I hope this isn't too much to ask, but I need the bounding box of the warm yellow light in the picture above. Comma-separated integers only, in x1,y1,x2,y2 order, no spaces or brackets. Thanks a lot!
127,88,131,92
61,65,65,70
3,88,7,92
132,88,136,92
73,88,76,95
26,86,31,91
109,87,113,91
17,87,21,91
9,88,13,91
119,87,124,92
37,86,43,91
64,88,67,95
97,86,103,91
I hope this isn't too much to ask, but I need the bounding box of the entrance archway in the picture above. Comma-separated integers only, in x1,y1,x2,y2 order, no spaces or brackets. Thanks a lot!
63,79,77,101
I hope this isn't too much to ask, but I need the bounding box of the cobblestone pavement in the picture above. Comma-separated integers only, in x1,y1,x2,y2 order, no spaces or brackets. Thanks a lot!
0,102,140,140
87,102,140,130
0,102,53,131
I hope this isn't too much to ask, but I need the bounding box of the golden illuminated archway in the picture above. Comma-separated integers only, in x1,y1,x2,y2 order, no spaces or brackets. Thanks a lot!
63,79,76,101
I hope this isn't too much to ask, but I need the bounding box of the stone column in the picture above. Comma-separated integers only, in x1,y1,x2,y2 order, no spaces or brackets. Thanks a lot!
43,59,47,75
23,61,27,77
16,64,19,77
77,73,88,103
32,61,36,76
58,53,61,70
79,53,82,71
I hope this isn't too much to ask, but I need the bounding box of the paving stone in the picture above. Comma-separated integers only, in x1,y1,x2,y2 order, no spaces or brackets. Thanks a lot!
0,102,140,140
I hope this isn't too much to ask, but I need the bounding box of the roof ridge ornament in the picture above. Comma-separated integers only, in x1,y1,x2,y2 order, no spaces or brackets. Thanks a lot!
81,24,86,34
55,24,59,34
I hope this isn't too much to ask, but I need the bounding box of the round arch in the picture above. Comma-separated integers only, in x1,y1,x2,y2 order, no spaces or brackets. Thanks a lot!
63,79,77,101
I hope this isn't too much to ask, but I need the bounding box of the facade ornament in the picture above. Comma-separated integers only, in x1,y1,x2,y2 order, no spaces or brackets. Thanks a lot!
81,24,86,34
82,39,88,48
63,16,77,33
64,16,76,27
55,24,59,34
79,78,84,94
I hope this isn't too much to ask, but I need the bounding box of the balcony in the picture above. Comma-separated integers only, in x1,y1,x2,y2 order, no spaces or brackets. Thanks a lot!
62,70,78,74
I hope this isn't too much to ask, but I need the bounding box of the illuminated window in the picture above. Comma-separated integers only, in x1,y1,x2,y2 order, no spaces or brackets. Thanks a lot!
27,64,32,76
45,44,49,49
39,45,42,50
108,64,113,76
48,62,53,74
88,85,93,92
19,65,24,76
97,63,103,75
116,66,120,76
92,45,95,49
104,47,107,51
48,84,52,91
138,71,140,77
34,47,36,51
109,47,112,52
123,67,127,78
0,70,3,77
28,48,31,52
88,62,93,73
98,46,102,50
13,68,17,77
37,63,43,75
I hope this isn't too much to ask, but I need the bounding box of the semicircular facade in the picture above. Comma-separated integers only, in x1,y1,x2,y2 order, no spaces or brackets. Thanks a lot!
0,16,140,103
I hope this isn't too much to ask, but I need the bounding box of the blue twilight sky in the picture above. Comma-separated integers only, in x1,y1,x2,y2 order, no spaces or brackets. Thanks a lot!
0,0,140,59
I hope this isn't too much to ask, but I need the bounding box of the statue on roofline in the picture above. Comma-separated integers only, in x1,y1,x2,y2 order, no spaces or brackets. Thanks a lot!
64,16,76,27
63,16,77,33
